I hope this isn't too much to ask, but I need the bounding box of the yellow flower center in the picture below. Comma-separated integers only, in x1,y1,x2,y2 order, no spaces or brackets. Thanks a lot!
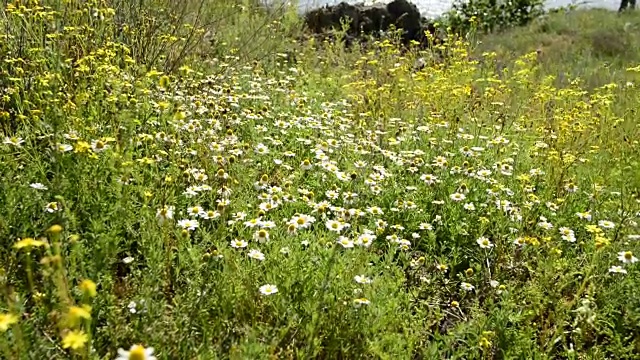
624,251,633,260
129,345,146,360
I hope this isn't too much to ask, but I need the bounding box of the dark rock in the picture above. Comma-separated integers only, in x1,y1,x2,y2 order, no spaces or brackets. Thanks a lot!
304,0,438,48
387,0,423,40
360,5,392,35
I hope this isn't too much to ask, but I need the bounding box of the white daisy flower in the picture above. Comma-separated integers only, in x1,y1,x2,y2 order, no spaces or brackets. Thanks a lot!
248,249,265,261
3,136,25,146
337,236,354,248
177,219,199,231
355,233,375,247
618,251,638,264
116,345,156,360
230,239,248,249
325,219,346,232
460,282,475,291
45,202,61,213
56,143,73,152
476,236,494,249
259,284,278,296
30,183,48,190
354,275,372,284
91,139,109,152
253,229,270,243
156,206,174,224
598,220,615,229
609,265,627,274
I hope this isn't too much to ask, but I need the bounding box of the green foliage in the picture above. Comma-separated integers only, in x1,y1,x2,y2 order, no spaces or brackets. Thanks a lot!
474,9,640,89
446,0,545,35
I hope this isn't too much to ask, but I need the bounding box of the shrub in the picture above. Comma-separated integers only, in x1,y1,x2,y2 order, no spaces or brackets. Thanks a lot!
446,0,546,35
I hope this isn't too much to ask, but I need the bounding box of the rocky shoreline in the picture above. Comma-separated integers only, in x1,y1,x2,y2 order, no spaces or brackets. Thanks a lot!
303,0,439,47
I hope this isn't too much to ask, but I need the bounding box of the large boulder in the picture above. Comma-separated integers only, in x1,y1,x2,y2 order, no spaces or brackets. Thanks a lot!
387,0,423,40
304,0,435,47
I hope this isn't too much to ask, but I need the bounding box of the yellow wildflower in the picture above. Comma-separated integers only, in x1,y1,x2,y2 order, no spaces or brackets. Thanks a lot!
585,224,602,234
79,279,97,298
62,330,88,350
0,313,18,332
479,337,492,349
13,238,47,250
66,305,92,327
74,141,91,153
47,224,63,234
595,236,610,250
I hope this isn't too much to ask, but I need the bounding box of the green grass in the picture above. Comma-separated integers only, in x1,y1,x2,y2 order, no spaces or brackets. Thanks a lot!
475,8,640,88
1,1,640,359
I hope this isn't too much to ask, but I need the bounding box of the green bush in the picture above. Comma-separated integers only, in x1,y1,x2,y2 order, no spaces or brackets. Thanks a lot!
446,0,546,35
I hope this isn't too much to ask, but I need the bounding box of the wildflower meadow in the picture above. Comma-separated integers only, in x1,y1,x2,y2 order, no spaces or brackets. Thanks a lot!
1,0,639,358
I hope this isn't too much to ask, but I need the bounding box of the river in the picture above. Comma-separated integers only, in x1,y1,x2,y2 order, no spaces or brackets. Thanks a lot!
288,0,621,18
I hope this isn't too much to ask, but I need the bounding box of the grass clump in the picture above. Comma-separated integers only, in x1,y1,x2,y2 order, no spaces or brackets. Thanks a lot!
1,0,640,358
